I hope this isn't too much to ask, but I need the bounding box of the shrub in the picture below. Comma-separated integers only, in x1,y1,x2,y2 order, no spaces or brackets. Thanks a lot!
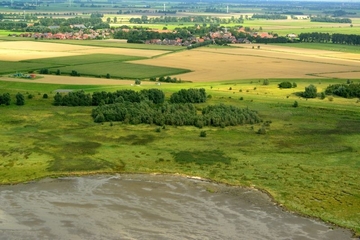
293,101,298,107
263,79,269,85
70,70,80,76
302,84,317,98
106,73,110,79
135,79,141,85
43,93,48,99
200,131,207,137
28,94,33,99
278,81,293,88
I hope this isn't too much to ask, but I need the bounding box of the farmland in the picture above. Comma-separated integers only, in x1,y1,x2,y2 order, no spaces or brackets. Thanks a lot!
1,0,360,235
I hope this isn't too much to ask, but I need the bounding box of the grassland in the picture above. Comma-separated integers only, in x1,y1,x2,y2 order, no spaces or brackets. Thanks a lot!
0,40,360,236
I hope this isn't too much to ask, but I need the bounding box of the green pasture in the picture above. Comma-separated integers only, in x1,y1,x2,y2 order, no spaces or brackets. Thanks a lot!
50,61,189,79
0,78,359,235
1,54,189,79
0,61,59,75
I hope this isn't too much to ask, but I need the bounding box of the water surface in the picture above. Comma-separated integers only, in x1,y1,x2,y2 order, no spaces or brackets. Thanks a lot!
0,174,353,240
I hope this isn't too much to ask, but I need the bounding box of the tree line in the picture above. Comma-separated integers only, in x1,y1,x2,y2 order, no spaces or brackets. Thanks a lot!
299,32,360,45
310,16,352,23
91,101,261,128
252,14,287,20
53,89,165,106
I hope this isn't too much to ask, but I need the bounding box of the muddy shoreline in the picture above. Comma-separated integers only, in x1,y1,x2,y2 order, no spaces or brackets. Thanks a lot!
0,174,354,240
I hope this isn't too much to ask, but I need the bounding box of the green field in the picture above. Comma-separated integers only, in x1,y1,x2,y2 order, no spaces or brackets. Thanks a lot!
50,61,190,79
1,54,190,79
0,77,359,235
0,61,60,75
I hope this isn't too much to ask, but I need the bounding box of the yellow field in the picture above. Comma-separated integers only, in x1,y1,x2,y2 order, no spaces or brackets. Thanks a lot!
131,44,360,82
1,41,360,84
0,41,169,61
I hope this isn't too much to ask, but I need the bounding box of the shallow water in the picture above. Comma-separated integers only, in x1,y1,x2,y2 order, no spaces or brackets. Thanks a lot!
0,174,353,240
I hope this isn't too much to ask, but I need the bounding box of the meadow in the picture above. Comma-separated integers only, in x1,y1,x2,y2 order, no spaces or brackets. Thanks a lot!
0,36,360,236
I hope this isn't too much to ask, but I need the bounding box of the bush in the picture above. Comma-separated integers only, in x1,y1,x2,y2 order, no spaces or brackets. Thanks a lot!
16,92,25,106
293,101,298,107
39,68,49,74
106,73,110,79
278,81,293,88
302,84,317,98
56,69,61,75
28,94,33,99
70,70,80,76
200,131,207,137
43,93,48,99
135,79,141,85
263,79,269,85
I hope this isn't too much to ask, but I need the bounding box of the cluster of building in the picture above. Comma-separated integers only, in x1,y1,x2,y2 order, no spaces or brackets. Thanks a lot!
12,27,112,40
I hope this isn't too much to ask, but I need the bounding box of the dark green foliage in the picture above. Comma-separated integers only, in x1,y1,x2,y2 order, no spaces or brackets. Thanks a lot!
0,93,11,105
173,150,231,165
70,70,80,76
43,93,48,99
278,81,293,88
187,40,212,49
106,73,110,79
263,79,269,85
302,84,317,98
150,77,157,81
325,83,360,98
170,88,207,103
56,69,61,75
252,14,287,20
293,101,299,108
320,92,326,99
28,94,33,99
292,82,297,88
53,91,91,106
92,102,261,127
140,89,165,104
94,113,105,123
257,126,267,134
200,131,207,137
310,17,352,23
135,79,141,85
16,92,25,106
158,76,180,83
39,68,49,74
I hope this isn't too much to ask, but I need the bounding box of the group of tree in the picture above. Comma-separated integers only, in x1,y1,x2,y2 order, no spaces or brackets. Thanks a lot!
157,76,182,83
114,27,192,43
299,32,360,45
298,32,331,43
325,83,360,98
0,93,25,105
0,22,27,30
252,14,287,20
54,89,165,106
169,88,207,103
310,16,352,23
91,101,261,127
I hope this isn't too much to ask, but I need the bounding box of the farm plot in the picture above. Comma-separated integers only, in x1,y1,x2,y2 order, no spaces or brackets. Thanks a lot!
132,46,360,82
0,61,60,75
50,62,190,79
0,41,170,61
23,54,146,65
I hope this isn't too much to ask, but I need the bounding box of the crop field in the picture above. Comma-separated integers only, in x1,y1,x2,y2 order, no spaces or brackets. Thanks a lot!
132,44,360,82
0,41,170,62
1,38,360,235
50,61,189,79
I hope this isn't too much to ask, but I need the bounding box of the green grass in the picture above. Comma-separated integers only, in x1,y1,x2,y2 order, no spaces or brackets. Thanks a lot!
49,62,190,79
0,78,359,236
